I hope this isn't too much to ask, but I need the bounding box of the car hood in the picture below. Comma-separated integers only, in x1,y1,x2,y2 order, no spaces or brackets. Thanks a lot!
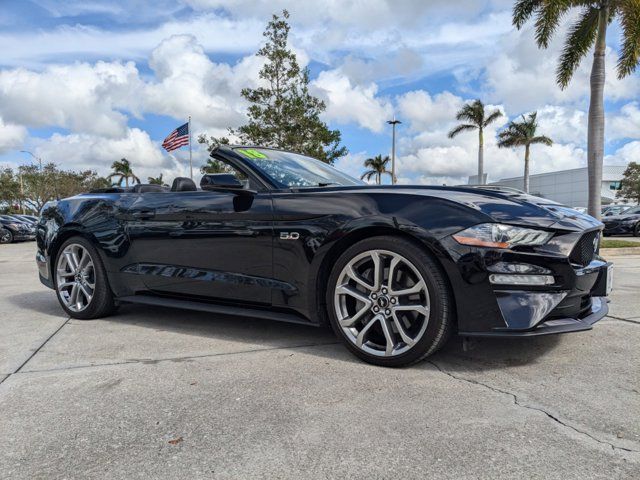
321,185,603,232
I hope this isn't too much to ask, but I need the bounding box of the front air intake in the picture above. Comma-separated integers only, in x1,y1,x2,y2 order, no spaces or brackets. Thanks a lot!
569,230,600,266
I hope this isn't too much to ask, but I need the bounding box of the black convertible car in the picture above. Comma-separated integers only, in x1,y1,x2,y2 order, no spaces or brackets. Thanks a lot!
36,146,612,366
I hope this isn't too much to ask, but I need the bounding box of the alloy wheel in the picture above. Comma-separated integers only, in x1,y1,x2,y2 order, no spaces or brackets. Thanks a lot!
56,243,96,312
334,249,431,357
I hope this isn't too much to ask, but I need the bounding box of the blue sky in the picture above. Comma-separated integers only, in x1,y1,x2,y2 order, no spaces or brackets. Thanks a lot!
0,0,638,185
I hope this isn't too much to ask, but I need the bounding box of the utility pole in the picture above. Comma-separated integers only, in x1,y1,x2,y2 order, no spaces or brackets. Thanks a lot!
19,150,43,214
20,150,42,170
387,118,401,185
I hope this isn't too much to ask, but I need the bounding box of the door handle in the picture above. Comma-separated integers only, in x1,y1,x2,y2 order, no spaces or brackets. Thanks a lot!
131,209,155,220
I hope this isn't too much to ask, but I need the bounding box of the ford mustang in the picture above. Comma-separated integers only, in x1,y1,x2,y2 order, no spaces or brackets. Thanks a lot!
36,146,612,366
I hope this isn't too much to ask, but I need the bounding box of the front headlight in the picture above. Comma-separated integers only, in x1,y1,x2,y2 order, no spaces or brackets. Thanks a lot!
453,223,553,248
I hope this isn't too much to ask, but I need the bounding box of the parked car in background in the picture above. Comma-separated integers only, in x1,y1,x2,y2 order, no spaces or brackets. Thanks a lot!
603,206,640,236
572,207,588,214
7,214,38,225
602,205,633,217
0,215,36,243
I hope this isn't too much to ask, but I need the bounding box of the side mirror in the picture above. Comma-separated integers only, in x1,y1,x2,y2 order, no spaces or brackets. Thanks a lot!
200,173,256,196
200,174,244,190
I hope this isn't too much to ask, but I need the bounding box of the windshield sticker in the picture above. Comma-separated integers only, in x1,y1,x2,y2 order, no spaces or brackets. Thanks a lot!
237,148,268,159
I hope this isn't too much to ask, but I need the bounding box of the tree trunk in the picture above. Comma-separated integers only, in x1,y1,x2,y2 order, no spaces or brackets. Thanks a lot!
478,128,484,184
587,7,608,219
524,144,530,193
377,172,380,185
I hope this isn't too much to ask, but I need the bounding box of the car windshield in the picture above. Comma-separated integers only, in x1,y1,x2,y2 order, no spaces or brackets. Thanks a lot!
233,148,363,188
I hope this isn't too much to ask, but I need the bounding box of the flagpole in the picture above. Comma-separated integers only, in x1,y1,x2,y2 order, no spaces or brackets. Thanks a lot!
188,116,193,180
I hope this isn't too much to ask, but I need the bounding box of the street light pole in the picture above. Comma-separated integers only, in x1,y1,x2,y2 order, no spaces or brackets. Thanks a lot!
387,118,401,185
20,150,43,170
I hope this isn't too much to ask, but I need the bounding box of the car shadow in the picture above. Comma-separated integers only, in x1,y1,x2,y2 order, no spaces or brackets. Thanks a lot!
8,292,564,370
7,290,69,316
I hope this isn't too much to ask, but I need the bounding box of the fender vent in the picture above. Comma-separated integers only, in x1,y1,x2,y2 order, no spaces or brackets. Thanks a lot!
570,230,600,266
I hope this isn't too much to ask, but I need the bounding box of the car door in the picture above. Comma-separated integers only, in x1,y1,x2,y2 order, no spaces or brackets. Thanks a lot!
124,173,274,306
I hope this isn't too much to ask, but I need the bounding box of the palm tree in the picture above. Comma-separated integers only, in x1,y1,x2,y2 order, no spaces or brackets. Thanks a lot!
497,112,553,193
361,155,392,185
448,99,502,185
147,174,165,185
513,1,640,217
107,158,140,187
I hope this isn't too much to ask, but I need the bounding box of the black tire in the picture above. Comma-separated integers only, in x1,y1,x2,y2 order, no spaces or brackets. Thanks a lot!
633,223,640,237
326,236,453,367
0,229,13,244
54,236,116,319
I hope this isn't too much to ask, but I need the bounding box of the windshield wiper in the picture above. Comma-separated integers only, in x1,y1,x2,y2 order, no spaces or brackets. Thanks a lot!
317,182,340,187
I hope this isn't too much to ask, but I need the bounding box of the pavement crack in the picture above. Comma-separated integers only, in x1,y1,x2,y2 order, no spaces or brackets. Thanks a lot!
606,315,640,325
13,341,341,376
0,317,70,387
428,360,640,455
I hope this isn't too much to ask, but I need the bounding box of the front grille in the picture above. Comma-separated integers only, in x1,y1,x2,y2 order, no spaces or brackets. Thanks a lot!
569,230,600,266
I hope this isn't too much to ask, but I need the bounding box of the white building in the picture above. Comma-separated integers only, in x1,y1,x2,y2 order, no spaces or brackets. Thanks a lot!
486,165,629,208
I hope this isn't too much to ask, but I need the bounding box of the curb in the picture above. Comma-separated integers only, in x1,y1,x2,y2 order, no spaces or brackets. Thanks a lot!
601,247,640,257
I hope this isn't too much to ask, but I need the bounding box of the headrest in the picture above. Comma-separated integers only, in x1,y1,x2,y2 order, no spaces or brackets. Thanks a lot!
132,184,168,193
170,177,197,192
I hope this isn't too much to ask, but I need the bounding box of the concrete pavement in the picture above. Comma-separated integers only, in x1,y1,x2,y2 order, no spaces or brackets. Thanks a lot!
1,242,638,479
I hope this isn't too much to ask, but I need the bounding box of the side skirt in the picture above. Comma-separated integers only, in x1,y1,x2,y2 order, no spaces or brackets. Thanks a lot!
117,294,317,327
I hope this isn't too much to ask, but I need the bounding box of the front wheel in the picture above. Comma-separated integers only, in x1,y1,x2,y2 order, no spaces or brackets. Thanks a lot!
54,237,116,319
0,229,12,244
633,223,640,237
326,236,453,367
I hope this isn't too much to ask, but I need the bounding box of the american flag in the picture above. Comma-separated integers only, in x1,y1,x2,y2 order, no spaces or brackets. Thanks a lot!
162,122,189,152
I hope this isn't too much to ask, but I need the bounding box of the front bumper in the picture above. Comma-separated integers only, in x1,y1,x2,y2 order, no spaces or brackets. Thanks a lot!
442,228,611,338
460,296,608,337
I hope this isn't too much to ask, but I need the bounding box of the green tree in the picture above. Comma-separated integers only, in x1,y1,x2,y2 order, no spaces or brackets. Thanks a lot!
107,158,140,187
513,0,640,218
618,161,640,204
147,174,166,185
497,112,553,193
1,164,108,212
229,10,347,164
0,168,21,211
448,99,502,185
361,155,392,185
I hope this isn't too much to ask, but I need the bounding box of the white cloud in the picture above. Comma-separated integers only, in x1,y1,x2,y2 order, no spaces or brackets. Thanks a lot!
312,69,392,133
397,90,465,133
609,103,640,141
0,61,142,137
33,128,166,176
607,141,640,166
0,117,27,154
482,25,640,114
145,34,260,132
535,105,587,146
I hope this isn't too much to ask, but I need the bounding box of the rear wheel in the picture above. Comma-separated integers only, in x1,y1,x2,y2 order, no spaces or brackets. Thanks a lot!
54,237,116,319
633,223,640,237
0,229,12,244
326,236,453,367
